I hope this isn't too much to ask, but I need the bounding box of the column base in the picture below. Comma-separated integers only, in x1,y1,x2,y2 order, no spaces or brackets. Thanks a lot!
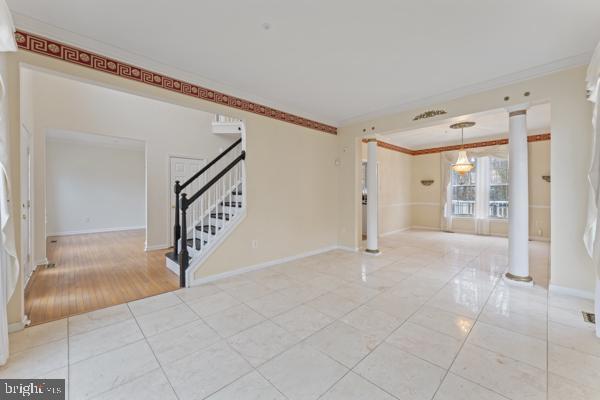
365,248,381,255
503,272,534,287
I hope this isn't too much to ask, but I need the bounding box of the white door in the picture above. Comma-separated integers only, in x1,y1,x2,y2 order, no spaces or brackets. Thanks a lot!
20,126,33,283
169,157,204,243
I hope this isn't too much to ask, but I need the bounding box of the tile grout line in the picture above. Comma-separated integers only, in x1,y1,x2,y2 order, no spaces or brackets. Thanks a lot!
126,302,182,400
429,247,505,399
316,249,483,399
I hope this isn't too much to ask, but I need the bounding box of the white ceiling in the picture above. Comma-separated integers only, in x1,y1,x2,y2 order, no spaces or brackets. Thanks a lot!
8,1,600,126
383,103,550,150
46,129,146,151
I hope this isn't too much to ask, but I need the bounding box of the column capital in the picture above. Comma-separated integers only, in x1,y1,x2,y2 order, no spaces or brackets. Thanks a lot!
506,102,530,115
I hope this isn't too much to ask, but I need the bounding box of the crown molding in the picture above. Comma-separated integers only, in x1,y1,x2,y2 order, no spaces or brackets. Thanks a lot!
341,53,592,126
364,133,551,156
13,22,337,135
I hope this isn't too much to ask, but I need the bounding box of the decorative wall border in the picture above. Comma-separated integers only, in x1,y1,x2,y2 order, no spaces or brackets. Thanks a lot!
363,132,550,156
14,30,338,135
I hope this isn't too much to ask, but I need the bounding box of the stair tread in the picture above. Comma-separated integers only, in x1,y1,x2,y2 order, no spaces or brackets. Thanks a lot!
195,224,219,234
221,201,243,207
165,251,191,265
186,238,207,250
211,212,231,220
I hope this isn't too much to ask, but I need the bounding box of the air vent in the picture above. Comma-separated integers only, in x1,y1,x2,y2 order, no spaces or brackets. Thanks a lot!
582,311,596,324
413,110,447,121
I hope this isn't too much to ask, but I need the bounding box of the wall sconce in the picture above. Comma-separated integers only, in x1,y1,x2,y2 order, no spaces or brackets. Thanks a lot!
542,175,551,183
421,180,434,186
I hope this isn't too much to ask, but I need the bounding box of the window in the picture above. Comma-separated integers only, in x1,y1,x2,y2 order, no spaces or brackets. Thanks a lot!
451,166,477,216
489,158,509,218
449,156,509,219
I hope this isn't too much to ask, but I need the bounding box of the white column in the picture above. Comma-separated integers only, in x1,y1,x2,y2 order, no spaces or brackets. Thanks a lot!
505,106,532,286
366,138,380,254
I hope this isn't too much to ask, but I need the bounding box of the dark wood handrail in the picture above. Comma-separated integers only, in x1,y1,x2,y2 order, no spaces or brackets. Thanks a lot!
179,138,242,191
183,151,246,208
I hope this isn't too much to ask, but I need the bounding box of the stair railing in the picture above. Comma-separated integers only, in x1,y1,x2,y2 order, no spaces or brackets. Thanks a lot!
179,151,246,286
173,138,242,260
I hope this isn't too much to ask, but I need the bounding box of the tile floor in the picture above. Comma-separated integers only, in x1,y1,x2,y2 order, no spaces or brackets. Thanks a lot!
2,230,599,400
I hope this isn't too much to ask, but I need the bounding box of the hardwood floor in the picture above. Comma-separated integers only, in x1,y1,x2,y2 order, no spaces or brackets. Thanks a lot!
25,229,179,326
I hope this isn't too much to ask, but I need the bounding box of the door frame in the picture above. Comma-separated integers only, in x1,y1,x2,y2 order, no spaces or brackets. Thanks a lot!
167,154,206,246
20,124,34,286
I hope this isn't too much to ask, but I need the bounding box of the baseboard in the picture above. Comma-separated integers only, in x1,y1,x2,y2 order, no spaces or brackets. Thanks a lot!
48,226,146,236
336,245,359,252
381,227,410,237
145,243,170,251
190,244,344,286
549,284,595,300
8,315,30,333
410,225,441,231
34,258,49,267
529,236,551,242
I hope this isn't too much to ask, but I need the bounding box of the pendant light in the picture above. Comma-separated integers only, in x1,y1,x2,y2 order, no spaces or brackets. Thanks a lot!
450,122,475,175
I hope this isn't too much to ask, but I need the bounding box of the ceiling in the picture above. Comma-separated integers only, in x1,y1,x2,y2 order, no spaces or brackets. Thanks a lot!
8,1,600,126
46,129,146,151
382,103,550,150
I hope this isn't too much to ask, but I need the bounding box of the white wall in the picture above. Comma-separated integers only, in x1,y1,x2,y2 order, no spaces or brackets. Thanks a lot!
46,139,145,235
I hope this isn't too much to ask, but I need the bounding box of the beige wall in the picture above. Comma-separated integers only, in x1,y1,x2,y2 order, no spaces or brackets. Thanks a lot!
408,140,550,240
361,143,412,236
410,153,442,230
339,66,594,295
6,51,339,324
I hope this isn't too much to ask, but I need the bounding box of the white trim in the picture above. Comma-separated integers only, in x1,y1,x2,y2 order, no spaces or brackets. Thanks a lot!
47,226,146,237
336,245,360,252
145,243,170,252
549,284,595,300
530,236,551,242
34,257,48,267
190,244,346,286
410,225,441,231
380,227,410,237
8,315,30,333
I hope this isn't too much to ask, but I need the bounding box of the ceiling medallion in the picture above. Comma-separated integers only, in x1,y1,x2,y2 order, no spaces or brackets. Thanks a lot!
413,110,447,121
450,122,476,175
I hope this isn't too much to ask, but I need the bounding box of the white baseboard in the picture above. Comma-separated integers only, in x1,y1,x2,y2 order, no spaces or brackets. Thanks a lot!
529,236,551,242
8,315,30,333
336,245,359,252
35,258,49,267
549,284,595,300
48,226,145,237
410,225,441,231
381,227,410,237
145,243,170,251
190,244,346,286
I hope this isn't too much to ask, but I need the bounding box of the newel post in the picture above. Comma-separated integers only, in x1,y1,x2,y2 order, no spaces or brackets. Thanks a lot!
178,193,189,288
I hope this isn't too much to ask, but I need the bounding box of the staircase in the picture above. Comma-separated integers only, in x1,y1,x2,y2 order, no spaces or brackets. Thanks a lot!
166,138,246,287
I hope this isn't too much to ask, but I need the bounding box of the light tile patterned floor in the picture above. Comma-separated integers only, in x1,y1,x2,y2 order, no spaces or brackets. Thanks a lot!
2,230,599,400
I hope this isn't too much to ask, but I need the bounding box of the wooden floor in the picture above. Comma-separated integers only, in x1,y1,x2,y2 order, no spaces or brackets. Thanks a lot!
25,229,179,326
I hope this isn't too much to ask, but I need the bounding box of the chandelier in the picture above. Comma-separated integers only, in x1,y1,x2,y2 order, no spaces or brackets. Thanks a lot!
449,122,475,175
